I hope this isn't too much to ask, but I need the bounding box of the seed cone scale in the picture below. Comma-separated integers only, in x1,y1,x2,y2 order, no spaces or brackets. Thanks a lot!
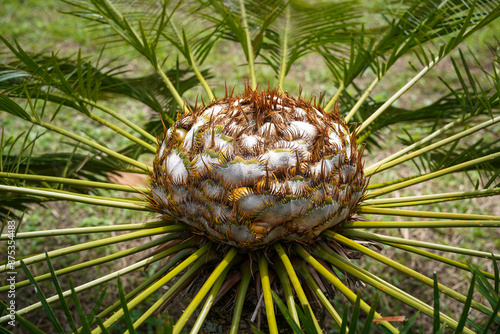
149,86,367,248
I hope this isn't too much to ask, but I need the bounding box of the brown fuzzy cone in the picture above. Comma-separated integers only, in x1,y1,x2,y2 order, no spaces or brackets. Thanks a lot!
149,86,366,249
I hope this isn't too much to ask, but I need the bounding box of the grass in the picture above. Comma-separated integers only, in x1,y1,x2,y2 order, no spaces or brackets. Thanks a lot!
1,0,499,332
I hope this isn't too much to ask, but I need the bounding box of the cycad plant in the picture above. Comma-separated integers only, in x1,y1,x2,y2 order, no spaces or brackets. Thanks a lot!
1,0,500,333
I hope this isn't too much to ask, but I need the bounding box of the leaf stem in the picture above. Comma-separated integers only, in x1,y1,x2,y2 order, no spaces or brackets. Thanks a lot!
0,221,166,239
325,82,344,112
294,260,344,328
83,98,157,143
94,249,193,322
365,151,500,199
259,254,279,334
315,244,470,334
357,206,498,220
367,175,419,190
362,188,500,207
293,245,399,333
155,66,188,115
169,21,215,101
0,241,190,324
273,259,300,325
129,252,216,333
325,231,492,315
95,244,211,333
0,225,186,272
173,247,238,334
38,120,151,171
0,234,180,292
191,265,231,334
384,241,496,280
343,220,500,229
278,5,290,88
0,172,148,193
274,243,322,333
82,106,156,152
230,262,252,334
344,230,500,259
357,56,439,134
239,0,257,89
365,115,500,175
0,185,146,210
93,0,187,116
364,115,465,171
345,77,379,123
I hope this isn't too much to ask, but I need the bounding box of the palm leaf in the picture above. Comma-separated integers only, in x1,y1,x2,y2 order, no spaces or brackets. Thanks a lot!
1,1,500,333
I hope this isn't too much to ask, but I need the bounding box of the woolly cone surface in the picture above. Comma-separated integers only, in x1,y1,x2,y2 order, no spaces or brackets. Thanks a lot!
149,86,366,248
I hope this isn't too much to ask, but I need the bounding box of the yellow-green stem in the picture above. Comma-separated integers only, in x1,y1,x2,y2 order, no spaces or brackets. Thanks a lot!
0,234,181,292
95,249,194,324
83,98,157,143
365,115,500,175
293,245,399,333
273,259,299,325
357,206,499,221
357,56,439,133
325,82,345,112
365,151,500,199
343,220,500,229
0,185,145,210
259,254,279,334
239,0,257,89
315,244,469,334
39,120,151,171
0,172,148,193
345,77,379,123
0,242,189,324
128,252,216,332
173,247,238,334
169,20,215,101
0,225,185,272
294,260,344,329
274,243,322,333
230,262,252,334
156,67,188,115
325,231,492,315
278,5,290,87
344,229,500,259
95,244,211,333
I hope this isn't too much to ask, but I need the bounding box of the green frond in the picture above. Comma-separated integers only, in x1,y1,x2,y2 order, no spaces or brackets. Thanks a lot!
258,253,279,334
173,247,238,334
0,233,180,292
93,249,194,323
2,1,500,333
315,243,472,334
0,239,190,324
261,0,359,86
324,0,500,141
345,230,500,260
366,151,500,199
325,231,493,315
206,0,283,88
129,252,214,332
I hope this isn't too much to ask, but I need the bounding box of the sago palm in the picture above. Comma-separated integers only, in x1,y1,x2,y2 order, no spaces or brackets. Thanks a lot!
0,0,499,333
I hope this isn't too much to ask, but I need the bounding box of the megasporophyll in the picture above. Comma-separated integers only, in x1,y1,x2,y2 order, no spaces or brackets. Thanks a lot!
149,86,366,248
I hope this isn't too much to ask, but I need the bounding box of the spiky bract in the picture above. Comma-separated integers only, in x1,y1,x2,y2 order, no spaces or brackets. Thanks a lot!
150,87,366,248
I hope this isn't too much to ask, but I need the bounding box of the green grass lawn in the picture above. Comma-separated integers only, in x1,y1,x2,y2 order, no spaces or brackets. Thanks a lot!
1,0,499,332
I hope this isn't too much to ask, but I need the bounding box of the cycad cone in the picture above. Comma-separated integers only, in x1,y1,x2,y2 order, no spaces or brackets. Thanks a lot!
150,87,366,248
